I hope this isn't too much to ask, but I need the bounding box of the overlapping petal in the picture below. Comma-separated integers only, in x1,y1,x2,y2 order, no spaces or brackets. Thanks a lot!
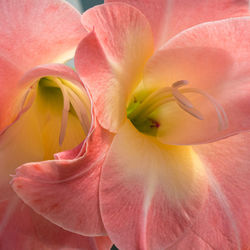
0,0,86,135
12,120,114,236
99,120,208,249
0,64,88,161
106,0,249,48
0,0,86,71
7,1,250,250
143,17,250,145
75,3,154,132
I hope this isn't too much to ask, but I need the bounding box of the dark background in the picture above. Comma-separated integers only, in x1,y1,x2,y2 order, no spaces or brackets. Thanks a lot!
82,0,104,11
67,0,104,12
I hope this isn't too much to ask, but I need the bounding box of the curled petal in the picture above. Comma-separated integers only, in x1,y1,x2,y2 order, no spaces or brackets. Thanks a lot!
76,3,154,132
0,64,88,167
12,120,114,236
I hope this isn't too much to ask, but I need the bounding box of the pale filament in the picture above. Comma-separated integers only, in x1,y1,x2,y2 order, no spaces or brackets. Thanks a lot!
53,78,70,145
129,80,228,131
64,85,91,134
51,77,91,145
21,83,37,112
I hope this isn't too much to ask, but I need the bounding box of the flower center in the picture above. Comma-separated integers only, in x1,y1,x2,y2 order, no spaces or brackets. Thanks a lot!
127,80,228,136
22,76,91,159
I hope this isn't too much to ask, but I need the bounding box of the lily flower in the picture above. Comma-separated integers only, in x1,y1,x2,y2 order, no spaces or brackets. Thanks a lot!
0,0,111,249
12,0,250,249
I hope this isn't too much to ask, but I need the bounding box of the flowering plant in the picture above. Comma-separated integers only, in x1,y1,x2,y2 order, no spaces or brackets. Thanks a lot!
11,0,250,249
0,0,111,249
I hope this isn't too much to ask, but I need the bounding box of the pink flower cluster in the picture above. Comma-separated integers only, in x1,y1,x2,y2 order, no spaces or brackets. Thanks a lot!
0,0,250,249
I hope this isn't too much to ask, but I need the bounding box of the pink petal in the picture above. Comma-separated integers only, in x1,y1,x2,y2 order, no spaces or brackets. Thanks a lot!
76,3,154,132
99,120,208,249
12,120,114,236
0,55,23,134
143,17,250,145
19,63,84,90
106,0,249,48
0,192,112,250
0,0,86,71
169,132,250,249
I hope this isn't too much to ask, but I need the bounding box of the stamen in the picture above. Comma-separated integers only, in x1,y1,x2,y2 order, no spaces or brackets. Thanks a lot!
128,79,228,134
53,78,70,146
171,88,193,108
128,87,173,120
177,101,204,120
21,83,37,111
181,88,228,130
60,78,91,111
51,77,91,145
136,96,176,120
65,86,91,135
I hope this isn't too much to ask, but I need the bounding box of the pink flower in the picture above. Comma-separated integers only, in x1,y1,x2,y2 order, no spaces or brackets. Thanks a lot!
13,0,250,249
0,0,111,249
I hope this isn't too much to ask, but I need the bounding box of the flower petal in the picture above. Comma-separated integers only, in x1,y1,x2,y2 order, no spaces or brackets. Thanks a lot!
0,193,112,250
169,132,250,249
99,120,208,249
0,55,24,134
0,50,88,137
20,64,83,89
106,0,249,48
75,3,154,132
144,17,250,145
12,120,114,236
0,0,86,71
0,64,88,163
